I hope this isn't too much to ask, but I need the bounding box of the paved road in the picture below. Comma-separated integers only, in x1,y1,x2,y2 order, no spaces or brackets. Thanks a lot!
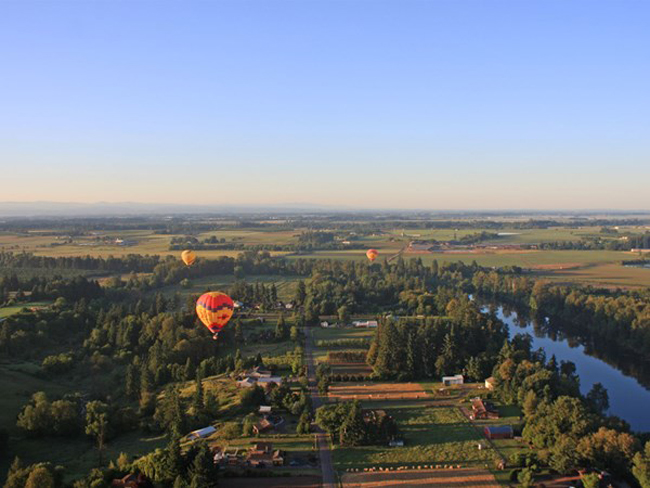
304,327,337,488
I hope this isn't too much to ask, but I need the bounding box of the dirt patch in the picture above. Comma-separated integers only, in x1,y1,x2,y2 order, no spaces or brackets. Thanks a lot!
328,383,429,401
341,468,500,487
221,475,321,488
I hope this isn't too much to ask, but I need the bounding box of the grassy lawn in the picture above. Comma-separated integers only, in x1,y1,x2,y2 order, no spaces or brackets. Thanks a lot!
332,406,498,470
0,301,52,319
311,327,375,343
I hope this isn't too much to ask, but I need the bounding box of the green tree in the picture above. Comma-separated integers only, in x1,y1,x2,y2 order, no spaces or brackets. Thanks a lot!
85,401,109,466
275,315,288,341
586,382,609,414
517,466,535,488
633,441,650,488
337,305,350,325
192,372,204,416
188,442,217,488
581,472,600,488
339,401,366,447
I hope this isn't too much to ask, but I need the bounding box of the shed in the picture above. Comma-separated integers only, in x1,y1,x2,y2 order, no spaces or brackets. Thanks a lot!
185,426,216,441
484,377,495,390
442,374,464,386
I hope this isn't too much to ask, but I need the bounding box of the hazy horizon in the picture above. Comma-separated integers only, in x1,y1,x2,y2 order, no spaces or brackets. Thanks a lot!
2,0,649,209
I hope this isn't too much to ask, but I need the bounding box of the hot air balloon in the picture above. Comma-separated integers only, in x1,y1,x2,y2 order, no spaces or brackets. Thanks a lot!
366,249,379,262
196,292,234,340
181,250,196,266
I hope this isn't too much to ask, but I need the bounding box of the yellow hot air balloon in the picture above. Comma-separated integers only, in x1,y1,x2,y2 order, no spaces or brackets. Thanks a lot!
196,291,234,340
181,250,196,266
366,249,379,262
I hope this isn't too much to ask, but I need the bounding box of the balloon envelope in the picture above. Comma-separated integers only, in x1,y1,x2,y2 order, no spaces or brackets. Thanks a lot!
366,249,379,262
181,250,196,266
196,292,234,335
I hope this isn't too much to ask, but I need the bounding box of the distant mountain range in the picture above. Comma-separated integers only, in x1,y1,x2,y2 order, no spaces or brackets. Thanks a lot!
0,202,648,218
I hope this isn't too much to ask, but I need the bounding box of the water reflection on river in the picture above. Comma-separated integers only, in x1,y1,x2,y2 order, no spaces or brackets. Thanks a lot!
488,304,650,433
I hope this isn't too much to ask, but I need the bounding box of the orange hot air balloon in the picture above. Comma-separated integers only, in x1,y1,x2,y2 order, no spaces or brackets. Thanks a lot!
196,292,234,340
181,250,196,266
366,249,379,262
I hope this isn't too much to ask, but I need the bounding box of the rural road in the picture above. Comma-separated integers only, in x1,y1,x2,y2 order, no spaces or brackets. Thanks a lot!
304,327,337,488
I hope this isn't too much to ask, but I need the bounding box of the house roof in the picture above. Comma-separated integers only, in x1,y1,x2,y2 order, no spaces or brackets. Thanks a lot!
188,426,216,438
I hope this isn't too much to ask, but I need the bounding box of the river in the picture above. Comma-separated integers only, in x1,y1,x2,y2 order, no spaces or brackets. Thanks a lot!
493,306,650,433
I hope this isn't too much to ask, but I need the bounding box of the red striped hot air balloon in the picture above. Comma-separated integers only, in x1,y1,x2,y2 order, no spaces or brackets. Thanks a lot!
366,249,379,262
196,292,234,340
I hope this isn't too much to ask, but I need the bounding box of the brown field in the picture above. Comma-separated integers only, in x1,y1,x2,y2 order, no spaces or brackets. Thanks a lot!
341,467,500,487
328,383,430,401
221,476,321,488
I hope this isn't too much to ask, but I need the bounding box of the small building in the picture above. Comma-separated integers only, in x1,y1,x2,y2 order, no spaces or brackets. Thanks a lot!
185,426,216,441
111,474,153,488
484,377,495,390
233,301,244,309
253,418,274,435
320,321,330,328
471,398,500,420
248,366,272,379
237,377,256,388
353,320,378,328
257,377,283,388
484,425,514,440
442,374,464,386
259,405,272,415
388,438,404,447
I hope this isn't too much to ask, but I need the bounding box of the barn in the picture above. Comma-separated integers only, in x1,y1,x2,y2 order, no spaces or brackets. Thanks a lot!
484,425,513,440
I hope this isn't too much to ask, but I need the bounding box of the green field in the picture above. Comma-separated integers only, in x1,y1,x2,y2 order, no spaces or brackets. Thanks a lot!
332,406,498,470
0,302,51,319
158,274,301,301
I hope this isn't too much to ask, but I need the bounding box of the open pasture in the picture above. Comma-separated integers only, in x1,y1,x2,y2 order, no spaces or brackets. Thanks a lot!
333,406,497,469
328,383,429,402
341,467,500,487
159,273,301,301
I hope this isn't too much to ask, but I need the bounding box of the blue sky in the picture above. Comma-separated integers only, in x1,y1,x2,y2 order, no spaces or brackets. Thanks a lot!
1,0,649,209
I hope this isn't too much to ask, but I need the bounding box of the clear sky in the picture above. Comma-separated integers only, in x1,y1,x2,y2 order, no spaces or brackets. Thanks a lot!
1,0,649,210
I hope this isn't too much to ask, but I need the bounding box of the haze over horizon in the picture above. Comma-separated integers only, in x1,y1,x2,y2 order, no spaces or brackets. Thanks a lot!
2,0,649,210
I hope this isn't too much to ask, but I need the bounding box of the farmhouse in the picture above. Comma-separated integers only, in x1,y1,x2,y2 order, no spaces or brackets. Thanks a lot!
484,425,514,440
442,374,464,386
184,425,216,441
246,442,284,467
470,398,500,420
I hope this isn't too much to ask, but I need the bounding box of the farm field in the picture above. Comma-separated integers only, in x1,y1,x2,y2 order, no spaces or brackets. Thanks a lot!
158,274,302,301
221,476,321,488
2,225,649,287
327,383,430,402
341,467,500,487
332,406,498,470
